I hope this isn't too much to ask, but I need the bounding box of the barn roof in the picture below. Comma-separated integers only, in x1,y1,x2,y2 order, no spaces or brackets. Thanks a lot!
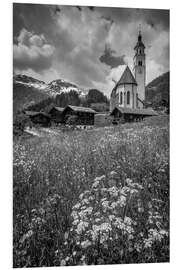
51,106,64,112
25,111,50,118
65,105,96,113
110,106,158,116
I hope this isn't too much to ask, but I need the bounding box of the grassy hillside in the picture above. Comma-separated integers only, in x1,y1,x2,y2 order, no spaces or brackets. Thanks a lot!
13,83,49,115
145,72,169,109
13,115,169,267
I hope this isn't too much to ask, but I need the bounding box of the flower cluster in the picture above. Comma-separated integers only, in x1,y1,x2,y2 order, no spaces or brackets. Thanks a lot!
61,172,168,265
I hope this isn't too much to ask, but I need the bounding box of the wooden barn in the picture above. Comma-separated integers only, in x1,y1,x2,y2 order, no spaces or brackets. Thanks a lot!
110,107,158,124
61,105,96,125
49,106,64,123
25,111,51,127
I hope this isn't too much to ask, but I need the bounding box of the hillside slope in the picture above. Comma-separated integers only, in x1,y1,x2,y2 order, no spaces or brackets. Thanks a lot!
13,75,50,115
145,71,169,108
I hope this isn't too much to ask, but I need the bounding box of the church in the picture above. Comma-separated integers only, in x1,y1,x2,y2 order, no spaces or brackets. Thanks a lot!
110,30,157,122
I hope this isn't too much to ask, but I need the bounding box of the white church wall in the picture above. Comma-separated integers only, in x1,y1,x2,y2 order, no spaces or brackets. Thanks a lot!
117,85,124,107
124,84,133,108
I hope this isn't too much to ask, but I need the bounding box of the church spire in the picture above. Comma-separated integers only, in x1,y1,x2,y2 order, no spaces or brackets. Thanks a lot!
138,24,142,42
134,25,145,51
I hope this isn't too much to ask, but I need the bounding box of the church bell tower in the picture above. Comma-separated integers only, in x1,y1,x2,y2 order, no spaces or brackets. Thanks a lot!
133,28,146,107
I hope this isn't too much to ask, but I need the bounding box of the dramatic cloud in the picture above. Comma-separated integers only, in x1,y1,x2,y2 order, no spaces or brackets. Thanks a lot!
99,45,126,68
13,28,55,72
13,4,169,96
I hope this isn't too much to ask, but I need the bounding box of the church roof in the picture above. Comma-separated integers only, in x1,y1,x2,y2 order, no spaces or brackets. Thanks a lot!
110,65,137,97
117,66,137,86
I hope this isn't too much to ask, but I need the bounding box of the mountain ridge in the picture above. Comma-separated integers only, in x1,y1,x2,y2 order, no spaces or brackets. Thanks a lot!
13,74,107,114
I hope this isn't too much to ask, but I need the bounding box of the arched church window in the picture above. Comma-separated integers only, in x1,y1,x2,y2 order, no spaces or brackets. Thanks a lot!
138,60,142,66
120,92,123,104
127,91,130,105
136,93,138,107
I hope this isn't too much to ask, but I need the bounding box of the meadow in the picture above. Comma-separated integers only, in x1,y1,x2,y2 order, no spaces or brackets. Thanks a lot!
13,115,169,267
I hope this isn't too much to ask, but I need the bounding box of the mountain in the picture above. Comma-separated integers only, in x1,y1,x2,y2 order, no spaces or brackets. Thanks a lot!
13,75,87,113
13,74,108,115
145,71,169,110
13,75,50,115
48,79,87,97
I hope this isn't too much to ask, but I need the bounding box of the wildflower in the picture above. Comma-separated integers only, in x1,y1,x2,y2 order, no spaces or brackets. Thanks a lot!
109,171,117,177
126,178,133,185
102,200,109,209
19,230,33,244
73,202,81,209
81,240,92,249
60,259,66,266
134,243,142,252
39,207,45,215
72,219,79,226
109,214,115,221
144,239,153,249
81,198,89,205
80,255,86,261
71,210,78,220
64,231,69,240
118,195,127,207
79,193,84,200
108,186,119,197
76,221,89,234
92,181,99,189
85,207,93,214
31,209,37,214
95,218,101,223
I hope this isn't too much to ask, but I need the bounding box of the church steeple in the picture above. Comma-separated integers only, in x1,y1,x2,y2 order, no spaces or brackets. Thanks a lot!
133,27,146,107
138,30,142,41
134,28,145,53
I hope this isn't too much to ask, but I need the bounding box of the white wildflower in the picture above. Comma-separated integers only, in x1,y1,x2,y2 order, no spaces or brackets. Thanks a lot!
76,221,89,234
81,240,92,249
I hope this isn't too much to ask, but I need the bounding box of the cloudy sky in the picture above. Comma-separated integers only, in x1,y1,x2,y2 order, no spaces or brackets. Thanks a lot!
13,3,169,96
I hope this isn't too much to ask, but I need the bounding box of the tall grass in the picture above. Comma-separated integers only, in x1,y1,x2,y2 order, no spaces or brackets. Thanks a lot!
13,115,169,267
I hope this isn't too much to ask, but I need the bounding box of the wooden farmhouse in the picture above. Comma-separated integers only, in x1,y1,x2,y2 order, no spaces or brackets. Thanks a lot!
25,111,51,127
49,106,64,123
110,107,158,124
61,105,96,125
